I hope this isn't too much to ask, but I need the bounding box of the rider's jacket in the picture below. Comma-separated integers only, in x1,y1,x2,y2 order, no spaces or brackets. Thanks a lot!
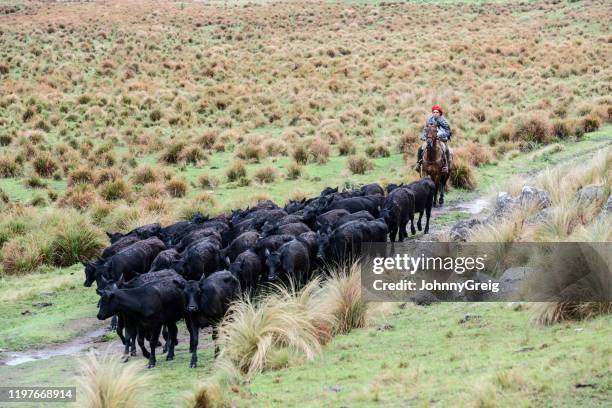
420,115,452,142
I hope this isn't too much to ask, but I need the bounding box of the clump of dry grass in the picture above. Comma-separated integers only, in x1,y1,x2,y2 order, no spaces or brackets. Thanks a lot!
347,155,373,175
285,162,302,180
217,279,330,380
226,160,247,182
198,174,219,190
454,142,492,167
320,262,368,335
132,165,159,185
166,178,188,198
32,153,58,177
449,158,477,190
253,166,276,184
292,144,309,165
77,352,151,408
337,138,356,156
0,155,22,177
309,138,330,164
534,302,612,326
68,166,93,186
99,179,131,201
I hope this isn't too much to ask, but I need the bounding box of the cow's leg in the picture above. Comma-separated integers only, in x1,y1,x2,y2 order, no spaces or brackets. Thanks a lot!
409,212,416,235
148,324,162,369
424,203,432,234
389,224,397,242
189,321,199,369
137,329,150,359
400,218,408,241
166,323,178,361
417,211,423,231
122,324,136,362
161,325,168,354
110,315,118,331
116,315,126,345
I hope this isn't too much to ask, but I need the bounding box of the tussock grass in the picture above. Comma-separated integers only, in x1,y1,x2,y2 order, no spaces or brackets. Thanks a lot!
77,352,151,408
217,279,328,380
319,262,368,335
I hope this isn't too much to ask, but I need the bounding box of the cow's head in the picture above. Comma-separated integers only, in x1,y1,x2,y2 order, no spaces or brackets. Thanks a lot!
316,231,330,260
83,260,98,287
264,249,281,282
180,279,201,313
96,284,119,320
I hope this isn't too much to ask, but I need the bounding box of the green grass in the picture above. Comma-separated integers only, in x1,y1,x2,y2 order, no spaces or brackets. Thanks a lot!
234,303,611,407
0,303,609,407
0,264,99,351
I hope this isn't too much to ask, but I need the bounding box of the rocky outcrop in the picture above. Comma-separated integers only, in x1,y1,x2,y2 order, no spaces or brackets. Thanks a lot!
449,218,483,242
519,185,552,209
575,184,605,203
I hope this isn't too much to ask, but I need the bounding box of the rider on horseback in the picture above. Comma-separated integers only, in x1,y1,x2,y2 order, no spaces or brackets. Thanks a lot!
415,105,452,173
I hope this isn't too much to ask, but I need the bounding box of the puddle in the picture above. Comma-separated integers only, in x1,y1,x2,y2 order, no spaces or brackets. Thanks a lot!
1,326,109,366
454,197,490,214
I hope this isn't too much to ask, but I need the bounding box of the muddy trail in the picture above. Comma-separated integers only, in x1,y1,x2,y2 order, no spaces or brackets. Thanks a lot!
0,192,490,368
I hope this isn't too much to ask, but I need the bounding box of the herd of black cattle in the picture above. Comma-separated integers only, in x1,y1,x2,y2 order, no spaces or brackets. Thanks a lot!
84,178,436,368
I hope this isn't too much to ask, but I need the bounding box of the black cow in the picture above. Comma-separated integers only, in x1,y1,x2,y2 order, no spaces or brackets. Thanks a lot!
265,240,310,285
149,249,181,272
176,239,222,281
262,222,311,238
316,219,387,264
97,274,185,368
403,178,435,234
330,210,375,231
360,183,385,196
175,228,222,252
100,235,141,259
108,237,166,282
106,223,161,244
176,271,241,368
326,195,382,218
315,209,350,232
228,250,262,295
222,230,259,265
382,187,416,242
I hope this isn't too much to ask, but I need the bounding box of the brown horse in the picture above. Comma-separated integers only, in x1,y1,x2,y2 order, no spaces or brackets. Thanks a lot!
421,123,449,206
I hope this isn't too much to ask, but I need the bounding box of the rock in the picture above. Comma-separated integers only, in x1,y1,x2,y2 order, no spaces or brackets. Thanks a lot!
524,207,553,225
600,195,612,218
498,266,532,297
458,313,481,324
409,291,439,306
519,185,551,209
449,218,483,241
21,310,32,315
493,191,518,217
376,323,394,331
575,184,604,203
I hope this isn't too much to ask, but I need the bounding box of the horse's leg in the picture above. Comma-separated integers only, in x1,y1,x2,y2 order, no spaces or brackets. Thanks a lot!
433,178,439,207
439,174,445,206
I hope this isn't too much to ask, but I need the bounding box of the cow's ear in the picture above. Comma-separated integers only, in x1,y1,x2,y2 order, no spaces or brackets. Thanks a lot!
224,256,231,267
96,288,103,296
199,274,207,284
264,248,270,257
105,232,112,239
172,279,185,289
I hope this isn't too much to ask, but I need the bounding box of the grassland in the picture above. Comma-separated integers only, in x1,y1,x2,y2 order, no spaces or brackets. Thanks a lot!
0,1,610,407
1,0,611,275
1,301,610,407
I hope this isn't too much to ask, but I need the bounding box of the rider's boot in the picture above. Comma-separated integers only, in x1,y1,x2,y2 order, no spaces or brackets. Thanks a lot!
414,147,423,172
442,146,450,174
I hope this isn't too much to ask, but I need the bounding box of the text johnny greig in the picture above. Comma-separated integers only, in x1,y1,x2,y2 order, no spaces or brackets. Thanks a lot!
370,253,500,294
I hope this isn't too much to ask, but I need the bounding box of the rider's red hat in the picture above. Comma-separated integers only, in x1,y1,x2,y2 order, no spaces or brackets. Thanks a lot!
432,105,443,114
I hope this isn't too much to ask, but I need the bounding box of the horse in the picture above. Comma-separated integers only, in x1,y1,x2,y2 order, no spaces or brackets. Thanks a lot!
420,123,450,206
